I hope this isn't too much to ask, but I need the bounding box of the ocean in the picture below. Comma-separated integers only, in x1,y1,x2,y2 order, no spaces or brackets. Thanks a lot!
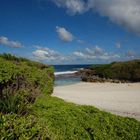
53,64,90,86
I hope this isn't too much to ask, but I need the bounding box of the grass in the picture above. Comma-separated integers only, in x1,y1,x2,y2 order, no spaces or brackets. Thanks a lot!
0,54,140,139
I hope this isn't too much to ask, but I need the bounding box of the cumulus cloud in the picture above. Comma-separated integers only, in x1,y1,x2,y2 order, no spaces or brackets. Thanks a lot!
51,0,140,35
33,45,117,63
33,47,60,61
94,0,140,35
73,46,120,60
32,46,70,62
51,0,87,15
0,36,23,48
56,26,74,42
32,45,139,63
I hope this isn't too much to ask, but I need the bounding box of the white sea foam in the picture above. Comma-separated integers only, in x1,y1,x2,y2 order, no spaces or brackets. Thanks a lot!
54,71,77,76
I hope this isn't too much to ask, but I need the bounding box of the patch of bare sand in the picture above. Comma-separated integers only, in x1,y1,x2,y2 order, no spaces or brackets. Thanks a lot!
53,82,140,120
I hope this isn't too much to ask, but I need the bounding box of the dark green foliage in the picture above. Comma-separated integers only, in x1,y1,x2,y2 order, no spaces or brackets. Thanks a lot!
31,96,140,140
0,54,54,114
0,113,51,139
0,90,30,114
0,54,140,139
1,95,140,140
91,60,140,81
0,53,29,62
0,53,51,69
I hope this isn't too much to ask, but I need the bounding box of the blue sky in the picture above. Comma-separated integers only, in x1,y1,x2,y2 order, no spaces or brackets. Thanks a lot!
0,0,140,64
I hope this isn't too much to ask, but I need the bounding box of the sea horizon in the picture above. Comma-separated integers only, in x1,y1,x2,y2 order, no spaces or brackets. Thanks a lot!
53,64,91,73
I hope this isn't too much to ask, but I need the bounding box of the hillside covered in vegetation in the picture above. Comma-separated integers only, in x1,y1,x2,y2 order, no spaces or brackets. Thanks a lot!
0,54,140,139
0,54,54,114
80,60,140,82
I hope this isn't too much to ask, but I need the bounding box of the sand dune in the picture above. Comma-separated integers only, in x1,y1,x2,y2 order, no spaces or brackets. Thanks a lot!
53,82,140,120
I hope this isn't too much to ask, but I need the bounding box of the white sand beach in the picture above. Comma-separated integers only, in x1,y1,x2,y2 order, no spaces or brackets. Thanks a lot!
53,82,140,120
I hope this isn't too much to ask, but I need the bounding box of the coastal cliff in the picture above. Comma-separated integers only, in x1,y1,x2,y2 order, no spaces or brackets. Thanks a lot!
77,60,140,83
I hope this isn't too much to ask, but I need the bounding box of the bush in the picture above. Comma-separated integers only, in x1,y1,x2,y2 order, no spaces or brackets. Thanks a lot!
91,60,140,81
0,113,51,139
0,54,54,114
1,54,140,139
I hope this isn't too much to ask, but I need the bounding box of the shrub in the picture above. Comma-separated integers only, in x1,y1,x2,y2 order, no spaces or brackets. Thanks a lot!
91,60,140,81
0,54,54,114
0,113,51,139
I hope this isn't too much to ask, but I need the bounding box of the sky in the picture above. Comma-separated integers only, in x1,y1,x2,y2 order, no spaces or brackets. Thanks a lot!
0,0,140,64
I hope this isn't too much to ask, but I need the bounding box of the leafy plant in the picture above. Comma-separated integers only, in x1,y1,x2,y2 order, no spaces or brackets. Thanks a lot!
0,54,140,140
90,60,140,81
0,54,54,114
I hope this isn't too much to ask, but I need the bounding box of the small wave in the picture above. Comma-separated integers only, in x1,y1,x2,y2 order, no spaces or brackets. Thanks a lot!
54,71,77,76
73,68,84,71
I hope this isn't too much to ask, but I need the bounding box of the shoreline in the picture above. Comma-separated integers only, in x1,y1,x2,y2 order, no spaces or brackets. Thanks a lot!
53,82,140,120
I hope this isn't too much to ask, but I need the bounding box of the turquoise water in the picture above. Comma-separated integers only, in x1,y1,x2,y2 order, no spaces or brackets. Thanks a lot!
54,64,90,86
54,76,81,86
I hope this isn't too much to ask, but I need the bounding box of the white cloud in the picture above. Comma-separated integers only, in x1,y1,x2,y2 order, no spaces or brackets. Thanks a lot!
56,26,74,42
73,51,89,59
0,36,23,48
85,46,104,56
32,46,72,63
115,42,121,48
94,0,140,35
51,0,87,15
52,0,140,35
32,46,138,64
73,46,120,60
126,50,136,58
77,39,85,44
33,46,106,63
94,46,104,55
33,47,61,61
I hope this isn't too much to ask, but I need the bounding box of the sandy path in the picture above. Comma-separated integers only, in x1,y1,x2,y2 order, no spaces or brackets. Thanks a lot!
53,82,140,120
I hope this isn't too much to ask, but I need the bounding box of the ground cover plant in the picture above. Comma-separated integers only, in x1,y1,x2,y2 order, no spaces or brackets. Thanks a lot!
0,54,140,140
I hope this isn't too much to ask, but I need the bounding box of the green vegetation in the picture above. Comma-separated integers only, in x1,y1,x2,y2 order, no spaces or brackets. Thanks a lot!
0,54,140,139
1,96,140,140
0,53,54,114
31,96,140,140
91,60,140,81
